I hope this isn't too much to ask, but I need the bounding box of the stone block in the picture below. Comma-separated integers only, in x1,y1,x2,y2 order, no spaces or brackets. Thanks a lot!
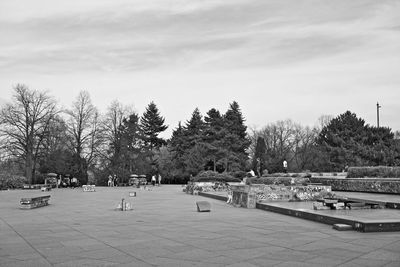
196,201,211,212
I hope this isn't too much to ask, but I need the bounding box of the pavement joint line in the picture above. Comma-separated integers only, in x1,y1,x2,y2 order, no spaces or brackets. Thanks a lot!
41,214,157,267
0,216,54,266
154,255,205,265
331,252,367,267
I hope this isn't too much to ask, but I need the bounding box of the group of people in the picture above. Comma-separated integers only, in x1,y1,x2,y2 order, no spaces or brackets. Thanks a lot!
108,174,162,187
250,159,289,177
107,175,119,187
151,174,162,186
55,175,78,188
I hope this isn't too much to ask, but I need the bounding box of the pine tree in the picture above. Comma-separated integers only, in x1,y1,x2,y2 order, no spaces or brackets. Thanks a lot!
169,122,187,172
185,108,204,143
120,113,144,174
140,102,168,150
222,101,251,171
316,110,398,170
169,108,205,177
170,122,185,159
203,108,226,172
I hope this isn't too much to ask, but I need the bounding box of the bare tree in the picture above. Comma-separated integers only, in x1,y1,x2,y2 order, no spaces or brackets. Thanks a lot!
316,115,334,132
292,125,319,170
250,119,319,172
0,84,58,183
103,100,131,150
41,115,69,155
66,91,102,184
101,100,132,174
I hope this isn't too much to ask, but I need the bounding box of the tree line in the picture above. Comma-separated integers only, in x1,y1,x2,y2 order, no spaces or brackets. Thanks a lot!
0,85,250,185
1,85,399,185
0,85,167,184
250,112,400,174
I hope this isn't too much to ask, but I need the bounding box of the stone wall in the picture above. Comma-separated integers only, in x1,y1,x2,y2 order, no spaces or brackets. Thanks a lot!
230,184,332,208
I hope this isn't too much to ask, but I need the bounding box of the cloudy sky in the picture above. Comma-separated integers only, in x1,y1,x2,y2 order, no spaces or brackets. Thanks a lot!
1,0,399,137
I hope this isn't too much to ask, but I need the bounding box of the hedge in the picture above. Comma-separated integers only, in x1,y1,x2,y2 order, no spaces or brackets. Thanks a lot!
309,177,400,194
262,173,312,178
246,177,310,186
0,173,27,190
192,171,242,183
347,166,400,178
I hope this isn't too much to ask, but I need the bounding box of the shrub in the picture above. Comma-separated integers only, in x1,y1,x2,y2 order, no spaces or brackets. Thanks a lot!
193,171,241,183
347,166,400,178
247,177,292,186
0,172,27,190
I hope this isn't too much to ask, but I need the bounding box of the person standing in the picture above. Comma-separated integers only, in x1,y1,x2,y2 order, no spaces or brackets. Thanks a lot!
113,174,118,187
151,175,156,186
108,175,112,187
157,174,162,186
283,159,288,173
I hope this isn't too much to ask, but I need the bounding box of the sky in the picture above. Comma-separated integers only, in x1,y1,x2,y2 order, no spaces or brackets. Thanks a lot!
1,0,400,138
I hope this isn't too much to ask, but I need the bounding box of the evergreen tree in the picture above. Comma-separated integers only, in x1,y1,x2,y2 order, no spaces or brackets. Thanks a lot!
202,108,226,172
222,101,251,171
363,126,396,166
316,110,398,170
168,109,205,177
120,113,146,175
317,111,366,170
185,107,204,147
140,102,168,150
169,122,187,172
182,108,205,173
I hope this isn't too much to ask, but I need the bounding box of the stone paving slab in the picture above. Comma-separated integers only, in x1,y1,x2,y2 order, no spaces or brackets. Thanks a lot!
1,185,400,266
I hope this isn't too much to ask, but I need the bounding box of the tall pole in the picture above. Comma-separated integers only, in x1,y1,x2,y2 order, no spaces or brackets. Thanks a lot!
377,102,381,128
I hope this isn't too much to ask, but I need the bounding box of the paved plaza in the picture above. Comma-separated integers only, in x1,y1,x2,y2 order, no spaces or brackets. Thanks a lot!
1,185,400,267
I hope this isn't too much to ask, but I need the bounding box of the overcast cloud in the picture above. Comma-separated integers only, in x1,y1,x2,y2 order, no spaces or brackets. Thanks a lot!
1,0,399,137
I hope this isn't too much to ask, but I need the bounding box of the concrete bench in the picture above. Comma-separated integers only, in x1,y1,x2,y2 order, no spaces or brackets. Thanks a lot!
20,195,50,209
196,201,211,212
83,185,96,192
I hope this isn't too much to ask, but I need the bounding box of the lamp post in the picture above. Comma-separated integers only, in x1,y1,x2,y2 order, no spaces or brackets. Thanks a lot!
376,102,381,128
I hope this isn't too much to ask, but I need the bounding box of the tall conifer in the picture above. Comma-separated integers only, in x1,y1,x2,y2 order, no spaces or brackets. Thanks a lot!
140,102,168,150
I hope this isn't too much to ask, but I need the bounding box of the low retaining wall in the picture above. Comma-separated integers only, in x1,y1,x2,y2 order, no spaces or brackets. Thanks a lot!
310,177,400,194
185,182,230,194
230,184,332,208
